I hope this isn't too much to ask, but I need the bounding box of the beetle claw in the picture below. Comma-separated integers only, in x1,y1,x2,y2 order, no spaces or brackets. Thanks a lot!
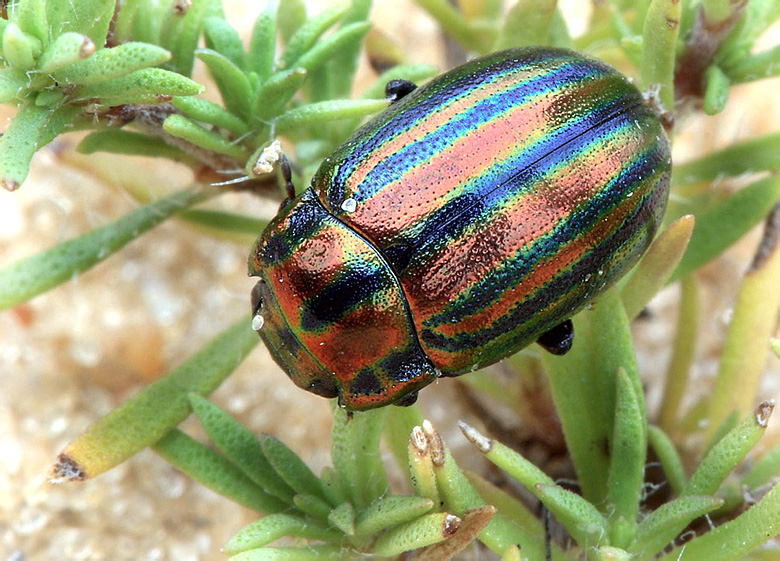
393,390,419,407
536,320,574,355
385,79,417,103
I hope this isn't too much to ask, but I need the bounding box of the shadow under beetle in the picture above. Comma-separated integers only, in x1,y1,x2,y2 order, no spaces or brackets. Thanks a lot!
249,47,671,411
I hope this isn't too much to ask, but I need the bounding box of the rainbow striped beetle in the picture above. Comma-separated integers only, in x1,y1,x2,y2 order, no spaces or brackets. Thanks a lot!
249,47,671,410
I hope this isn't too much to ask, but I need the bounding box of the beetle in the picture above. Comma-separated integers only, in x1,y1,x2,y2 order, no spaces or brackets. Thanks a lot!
248,47,671,411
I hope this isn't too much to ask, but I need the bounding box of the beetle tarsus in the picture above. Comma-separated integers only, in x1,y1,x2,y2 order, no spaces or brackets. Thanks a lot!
536,320,574,355
394,390,419,407
385,79,417,103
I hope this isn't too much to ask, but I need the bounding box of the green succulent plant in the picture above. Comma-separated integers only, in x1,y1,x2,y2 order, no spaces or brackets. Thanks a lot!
2,0,780,559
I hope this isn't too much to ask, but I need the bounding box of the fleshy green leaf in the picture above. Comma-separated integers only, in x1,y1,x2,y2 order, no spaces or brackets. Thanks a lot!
459,422,555,490
673,133,780,186
725,44,780,83
72,67,204,103
383,403,424,472
706,209,780,439
161,0,223,77
77,130,191,161
671,176,780,282
328,0,372,98
648,425,687,496
542,288,641,505
593,546,631,560
641,0,681,111
413,0,490,53
113,0,142,43
203,16,246,69
330,406,389,510
630,495,724,559
701,0,744,25
1,103,81,191
224,514,341,555
535,484,609,549
260,435,325,500
195,48,252,119
465,471,544,536
292,494,332,521
702,65,730,115
620,215,695,320
247,0,278,81
425,422,547,557
658,276,699,435
0,188,205,308
129,0,170,45
34,89,63,106
328,501,356,535
293,22,371,75
742,440,780,491
163,114,248,160
2,21,42,69
187,394,297,503
354,496,435,538
228,544,344,561
319,466,348,508
7,0,47,43
281,3,349,69
51,315,258,480
275,99,387,134
659,480,780,560
46,0,114,47
178,209,267,239
502,545,522,561
53,42,171,85
152,429,284,513
277,0,307,44
371,512,459,557
36,32,95,73
683,403,774,497
494,0,557,49
0,103,49,190
606,368,646,548
252,67,307,120
0,67,31,104
171,96,249,135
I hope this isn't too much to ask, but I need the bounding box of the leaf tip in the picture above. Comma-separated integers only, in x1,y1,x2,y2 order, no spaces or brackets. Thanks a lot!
2,178,21,192
79,37,96,59
173,0,192,16
755,401,775,428
458,420,491,453
421,420,445,466
410,425,428,456
442,513,461,537
49,453,87,483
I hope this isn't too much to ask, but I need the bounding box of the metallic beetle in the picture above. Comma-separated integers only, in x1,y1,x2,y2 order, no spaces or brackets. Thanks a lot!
249,47,671,410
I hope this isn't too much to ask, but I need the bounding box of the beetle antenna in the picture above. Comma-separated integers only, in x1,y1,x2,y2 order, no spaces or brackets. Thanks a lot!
279,154,296,209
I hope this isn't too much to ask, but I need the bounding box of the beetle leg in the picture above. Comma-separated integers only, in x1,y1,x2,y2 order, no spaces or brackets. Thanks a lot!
279,154,297,210
536,319,574,355
393,390,419,407
385,79,417,103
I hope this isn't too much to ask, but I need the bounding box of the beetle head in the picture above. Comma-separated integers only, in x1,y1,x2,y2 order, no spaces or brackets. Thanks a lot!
248,190,439,410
